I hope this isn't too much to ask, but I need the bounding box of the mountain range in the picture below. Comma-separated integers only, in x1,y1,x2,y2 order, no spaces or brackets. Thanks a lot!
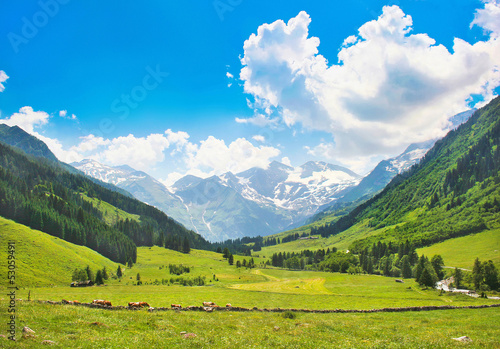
72,159,362,241
71,109,474,242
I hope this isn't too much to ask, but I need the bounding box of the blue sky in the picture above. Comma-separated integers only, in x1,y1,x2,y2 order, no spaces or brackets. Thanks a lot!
1,0,499,185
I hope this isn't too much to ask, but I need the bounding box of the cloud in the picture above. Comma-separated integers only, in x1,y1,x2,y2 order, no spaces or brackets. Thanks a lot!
281,156,292,167
472,0,500,38
226,72,234,79
0,71,8,92
0,107,280,181
59,110,78,120
240,5,500,166
0,106,84,163
252,135,265,142
185,136,280,177
0,106,50,133
235,113,280,128
93,133,171,170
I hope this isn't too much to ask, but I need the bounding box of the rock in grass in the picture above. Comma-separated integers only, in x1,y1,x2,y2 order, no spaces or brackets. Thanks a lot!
452,336,472,342
183,333,197,339
41,340,56,345
22,326,35,334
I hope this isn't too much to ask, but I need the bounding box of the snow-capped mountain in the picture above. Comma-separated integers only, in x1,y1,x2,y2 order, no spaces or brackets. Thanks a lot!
71,159,188,219
72,159,361,241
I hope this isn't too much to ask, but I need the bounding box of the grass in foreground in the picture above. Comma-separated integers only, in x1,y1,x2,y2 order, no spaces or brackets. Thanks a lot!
0,301,498,348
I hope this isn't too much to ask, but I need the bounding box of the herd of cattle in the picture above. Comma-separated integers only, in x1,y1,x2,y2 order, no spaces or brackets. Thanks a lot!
53,299,500,313
59,299,232,312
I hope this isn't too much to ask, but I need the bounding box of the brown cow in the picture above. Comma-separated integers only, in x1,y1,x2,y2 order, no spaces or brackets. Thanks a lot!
171,304,182,308
226,303,232,307
128,302,149,308
93,299,112,306
203,301,216,307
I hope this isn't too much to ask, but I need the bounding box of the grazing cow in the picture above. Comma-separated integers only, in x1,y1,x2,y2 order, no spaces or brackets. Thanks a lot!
92,299,111,306
128,302,149,308
148,307,155,312
171,304,182,308
104,300,112,306
203,306,214,312
226,303,232,307
203,301,216,307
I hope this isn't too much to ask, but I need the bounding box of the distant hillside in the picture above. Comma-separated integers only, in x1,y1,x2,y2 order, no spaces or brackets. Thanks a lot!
0,217,118,287
0,139,210,264
312,96,500,251
0,124,58,161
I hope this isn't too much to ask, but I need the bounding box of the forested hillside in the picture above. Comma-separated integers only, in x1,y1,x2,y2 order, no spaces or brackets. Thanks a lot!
0,140,210,264
312,96,500,251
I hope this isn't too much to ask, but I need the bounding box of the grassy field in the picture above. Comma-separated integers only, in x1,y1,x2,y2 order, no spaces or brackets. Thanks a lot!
13,246,499,311
0,217,118,287
417,229,500,269
0,301,498,348
1,219,500,347
81,194,140,225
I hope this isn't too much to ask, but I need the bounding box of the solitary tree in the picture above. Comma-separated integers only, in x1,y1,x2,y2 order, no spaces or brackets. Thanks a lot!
95,270,104,285
117,265,123,279
472,258,483,290
228,254,234,266
222,248,230,259
454,267,463,289
102,267,109,280
85,265,94,282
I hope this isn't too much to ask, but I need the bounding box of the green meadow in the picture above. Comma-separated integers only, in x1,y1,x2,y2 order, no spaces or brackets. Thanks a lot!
0,217,118,287
1,218,499,347
417,229,500,269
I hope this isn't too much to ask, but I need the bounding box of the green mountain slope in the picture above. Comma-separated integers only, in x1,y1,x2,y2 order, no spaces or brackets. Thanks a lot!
0,138,210,264
0,217,118,287
313,96,500,251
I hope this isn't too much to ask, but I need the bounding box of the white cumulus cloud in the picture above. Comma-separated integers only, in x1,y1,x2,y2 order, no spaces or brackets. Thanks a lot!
240,4,500,169
0,70,9,92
